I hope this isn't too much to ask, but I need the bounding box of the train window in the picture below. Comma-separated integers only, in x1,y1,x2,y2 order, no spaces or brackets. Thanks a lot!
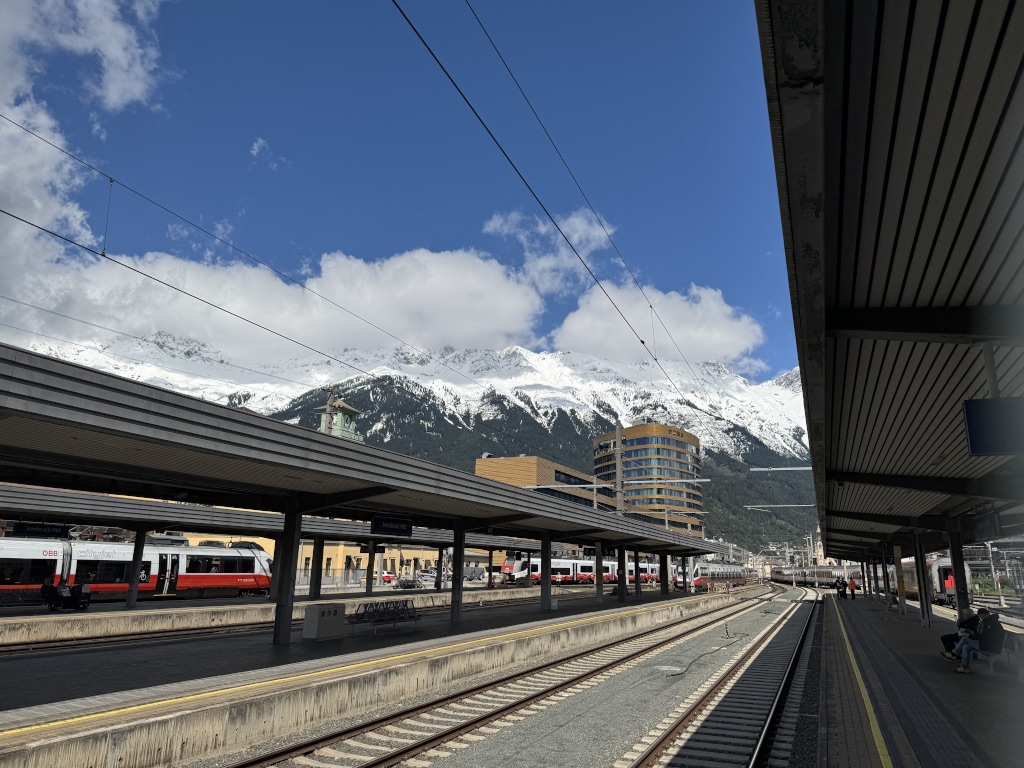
222,557,239,573
0,558,52,584
186,556,212,573
579,565,593,574
239,557,255,573
76,560,132,583
0,559,24,583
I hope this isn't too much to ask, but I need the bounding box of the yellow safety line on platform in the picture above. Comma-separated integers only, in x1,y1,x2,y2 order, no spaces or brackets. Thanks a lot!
833,600,894,768
0,596,747,740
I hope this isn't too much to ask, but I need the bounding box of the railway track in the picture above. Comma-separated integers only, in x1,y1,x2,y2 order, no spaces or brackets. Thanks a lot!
227,586,784,768
621,587,817,768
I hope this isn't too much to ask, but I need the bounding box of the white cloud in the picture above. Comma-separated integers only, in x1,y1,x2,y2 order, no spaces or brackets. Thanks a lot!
249,136,288,171
0,245,545,363
31,0,163,111
0,6,772,381
483,207,613,296
551,282,767,373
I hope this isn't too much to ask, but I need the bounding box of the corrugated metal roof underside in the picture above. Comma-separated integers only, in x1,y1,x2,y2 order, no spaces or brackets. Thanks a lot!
0,485,539,551
758,0,1024,557
0,345,724,557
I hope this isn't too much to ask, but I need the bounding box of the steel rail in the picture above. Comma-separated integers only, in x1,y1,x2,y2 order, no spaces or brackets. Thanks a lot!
626,587,815,768
747,592,818,766
230,586,783,768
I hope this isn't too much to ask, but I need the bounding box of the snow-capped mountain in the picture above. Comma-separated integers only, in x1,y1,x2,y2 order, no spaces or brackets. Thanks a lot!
22,334,808,461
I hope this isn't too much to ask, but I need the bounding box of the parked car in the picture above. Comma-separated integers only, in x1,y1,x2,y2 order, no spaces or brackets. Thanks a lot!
380,570,396,584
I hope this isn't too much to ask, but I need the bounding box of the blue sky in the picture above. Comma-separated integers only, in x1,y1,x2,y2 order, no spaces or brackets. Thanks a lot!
0,1,794,381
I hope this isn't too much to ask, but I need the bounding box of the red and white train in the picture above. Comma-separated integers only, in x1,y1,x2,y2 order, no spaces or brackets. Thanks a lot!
673,561,751,592
500,555,661,585
0,536,273,607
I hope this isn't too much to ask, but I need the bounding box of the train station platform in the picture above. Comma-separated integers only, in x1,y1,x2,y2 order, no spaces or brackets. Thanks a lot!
822,591,1022,768
0,585,757,768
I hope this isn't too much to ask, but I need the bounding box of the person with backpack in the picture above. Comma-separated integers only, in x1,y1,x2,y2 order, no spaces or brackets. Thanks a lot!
838,578,848,599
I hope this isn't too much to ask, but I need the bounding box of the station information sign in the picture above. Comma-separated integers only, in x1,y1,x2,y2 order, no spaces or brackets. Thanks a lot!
583,546,617,557
13,522,71,538
359,544,387,554
370,515,412,538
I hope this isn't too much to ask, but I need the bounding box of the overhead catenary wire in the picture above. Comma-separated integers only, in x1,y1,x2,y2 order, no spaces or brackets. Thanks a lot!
0,206,584,466
0,112,491,397
0,110,689,478
462,0,727,436
395,0,722,442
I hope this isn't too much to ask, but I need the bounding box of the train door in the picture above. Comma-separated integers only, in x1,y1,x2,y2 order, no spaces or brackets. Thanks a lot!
155,552,179,595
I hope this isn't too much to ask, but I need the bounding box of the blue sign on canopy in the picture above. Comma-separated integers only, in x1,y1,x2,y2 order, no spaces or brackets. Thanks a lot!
371,516,412,538
963,397,1024,456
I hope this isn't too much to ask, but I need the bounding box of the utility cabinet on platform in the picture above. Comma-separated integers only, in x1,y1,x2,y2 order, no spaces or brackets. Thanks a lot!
302,602,346,641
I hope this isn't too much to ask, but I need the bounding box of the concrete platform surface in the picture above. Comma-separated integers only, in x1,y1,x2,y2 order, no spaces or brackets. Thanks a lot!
0,587,706,715
824,592,1022,768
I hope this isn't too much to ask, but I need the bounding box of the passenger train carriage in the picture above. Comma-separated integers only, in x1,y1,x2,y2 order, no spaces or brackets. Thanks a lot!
674,561,750,591
0,537,272,606
771,557,970,607
500,555,660,585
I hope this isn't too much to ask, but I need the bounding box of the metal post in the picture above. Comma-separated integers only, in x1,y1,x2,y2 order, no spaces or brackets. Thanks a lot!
595,542,604,603
365,542,376,596
125,526,148,610
987,543,1006,608
913,534,932,628
893,544,907,615
659,552,669,595
436,546,444,591
272,509,301,645
309,535,324,600
634,548,642,600
487,548,494,590
540,532,552,610
947,529,972,620
451,522,465,623
880,547,893,610
615,421,624,513
617,547,627,602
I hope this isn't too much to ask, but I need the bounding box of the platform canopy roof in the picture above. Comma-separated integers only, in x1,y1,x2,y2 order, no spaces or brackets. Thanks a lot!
0,343,724,558
0,484,541,553
757,0,1024,559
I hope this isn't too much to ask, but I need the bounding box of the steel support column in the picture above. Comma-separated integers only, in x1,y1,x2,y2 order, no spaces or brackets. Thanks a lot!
272,509,301,646
486,548,494,590
880,549,892,610
893,544,906,615
451,522,465,623
617,547,627,602
540,532,552,610
436,546,444,591
365,543,376,596
595,542,604,603
913,534,932,628
125,526,148,610
659,552,669,595
947,530,972,620
634,548,642,600
309,535,325,600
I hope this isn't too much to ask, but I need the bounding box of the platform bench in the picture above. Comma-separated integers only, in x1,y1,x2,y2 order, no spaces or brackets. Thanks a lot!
347,599,420,635
972,632,1021,678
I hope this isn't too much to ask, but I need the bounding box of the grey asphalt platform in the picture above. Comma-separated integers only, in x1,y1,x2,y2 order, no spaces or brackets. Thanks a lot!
823,591,1022,768
0,587,693,715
